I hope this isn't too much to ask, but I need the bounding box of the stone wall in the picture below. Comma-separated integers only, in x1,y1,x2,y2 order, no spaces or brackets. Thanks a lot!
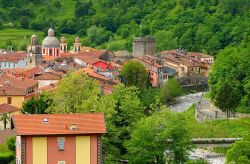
132,37,155,56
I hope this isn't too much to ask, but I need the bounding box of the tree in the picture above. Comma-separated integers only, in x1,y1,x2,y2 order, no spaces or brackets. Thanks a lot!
6,137,16,152
209,45,250,114
46,70,100,114
159,78,183,105
22,93,51,114
102,84,145,162
154,30,178,51
0,113,10,129
86,25,113,46
20,16,30,28
125,109,192,163
226,133,250,163
211,80,242,119
121,60,148,91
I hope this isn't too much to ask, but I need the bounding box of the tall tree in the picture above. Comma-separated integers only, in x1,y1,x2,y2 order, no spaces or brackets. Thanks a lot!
159,78,183,105
46,70,100,114
125,109,192,163
102,84,145,162
211,80,242,118
121,60,148,91
22,93,52,114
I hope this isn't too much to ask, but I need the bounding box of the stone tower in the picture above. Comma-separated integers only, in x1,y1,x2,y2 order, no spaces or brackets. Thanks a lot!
132,36,155,56
27,34,42,68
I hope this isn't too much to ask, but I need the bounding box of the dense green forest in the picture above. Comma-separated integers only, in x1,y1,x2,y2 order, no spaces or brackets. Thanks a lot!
1,0,250,54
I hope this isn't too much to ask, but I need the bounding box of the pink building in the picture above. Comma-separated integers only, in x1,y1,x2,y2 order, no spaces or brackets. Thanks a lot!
42,28,60,57
13,113,106,164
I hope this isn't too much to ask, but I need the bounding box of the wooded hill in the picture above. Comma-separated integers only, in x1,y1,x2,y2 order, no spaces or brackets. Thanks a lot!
1,0,250,54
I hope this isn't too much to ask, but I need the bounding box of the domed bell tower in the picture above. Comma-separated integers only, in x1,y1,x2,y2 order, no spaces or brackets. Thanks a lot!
60,37,67,52
73,37,81,52
27,34,42,68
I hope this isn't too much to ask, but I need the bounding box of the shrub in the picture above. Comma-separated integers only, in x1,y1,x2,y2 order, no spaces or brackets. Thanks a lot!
0,152,15,164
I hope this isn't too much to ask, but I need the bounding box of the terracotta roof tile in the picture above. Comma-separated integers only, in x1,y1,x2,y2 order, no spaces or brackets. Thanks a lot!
2,66,43,78
0,103,19,114
13,113,106,135
0,52,27,62
74,55,101,65
34,72,61,80
0,74,38,96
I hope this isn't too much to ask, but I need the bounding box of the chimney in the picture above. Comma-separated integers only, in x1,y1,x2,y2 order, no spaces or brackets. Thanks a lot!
43,118,49,123
70,124,77,130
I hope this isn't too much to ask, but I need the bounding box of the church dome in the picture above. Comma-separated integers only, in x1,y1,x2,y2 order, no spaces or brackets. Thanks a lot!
31,34,38,45
60,37,66,43
42,28,60,48
75,37,80,43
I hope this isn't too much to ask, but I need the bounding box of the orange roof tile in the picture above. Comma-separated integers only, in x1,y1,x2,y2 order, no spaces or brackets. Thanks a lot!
0,74,38,96
43,55,55,61
0,51,27,62
34,72,61,80
0,103,19,114
13,113,106,135
74,55,101,65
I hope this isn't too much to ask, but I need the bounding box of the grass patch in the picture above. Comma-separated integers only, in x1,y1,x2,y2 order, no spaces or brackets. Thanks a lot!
184,105,250,138
212,147,230,155
203,91,211,99
0,28,43,49
0,28,77,50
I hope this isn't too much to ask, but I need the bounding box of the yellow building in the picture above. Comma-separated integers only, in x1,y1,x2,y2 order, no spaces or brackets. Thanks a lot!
0,74,38,108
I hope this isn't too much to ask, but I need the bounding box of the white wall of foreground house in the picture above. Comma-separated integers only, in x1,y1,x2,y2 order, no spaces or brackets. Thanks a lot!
16,136,22,164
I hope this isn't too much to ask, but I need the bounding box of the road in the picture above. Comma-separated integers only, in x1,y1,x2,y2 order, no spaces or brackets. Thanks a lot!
169,92,203,112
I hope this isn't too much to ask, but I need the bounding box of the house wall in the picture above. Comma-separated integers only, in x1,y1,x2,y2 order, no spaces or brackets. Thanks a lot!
0,96,24,108
0,60,27,69
48,136,76,164
76,136,91,164
32,137,47,164
21,135,99,164
38,80,59,88
74,58,87,66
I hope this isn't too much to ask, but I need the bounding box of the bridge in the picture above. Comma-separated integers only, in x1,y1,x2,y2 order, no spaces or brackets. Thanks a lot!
191,138,241,147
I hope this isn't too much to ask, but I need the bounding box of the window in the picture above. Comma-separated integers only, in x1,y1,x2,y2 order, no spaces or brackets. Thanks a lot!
7,97,12,104
57,137,65,151
58,161,65,164
49,49,52,56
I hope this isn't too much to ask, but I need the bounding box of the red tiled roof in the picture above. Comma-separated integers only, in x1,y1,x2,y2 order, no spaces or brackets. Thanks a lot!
34,72,61,80
74,55,101,65
43,55,55,61
2,66,43,78
134,56,163,68
83,67,119,84
78,49,108,58
0,51,27,62
13,113,106,135
0,129,16,144
22,66,43,77
0,103,19,114
0,74,38,96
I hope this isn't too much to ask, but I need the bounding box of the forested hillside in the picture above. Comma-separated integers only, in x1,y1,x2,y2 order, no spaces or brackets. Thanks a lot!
0,0,250,54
